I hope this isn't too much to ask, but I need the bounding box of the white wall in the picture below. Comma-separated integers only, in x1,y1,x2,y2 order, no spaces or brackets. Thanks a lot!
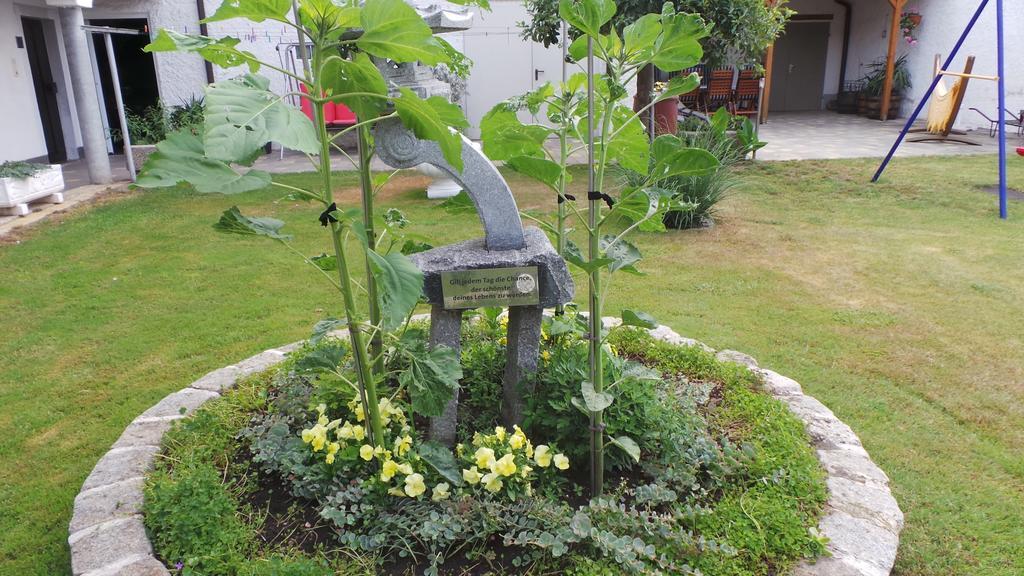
1,0,50,161
844,0,1023,130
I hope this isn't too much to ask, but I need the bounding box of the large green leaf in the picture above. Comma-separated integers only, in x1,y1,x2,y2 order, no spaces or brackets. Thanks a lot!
205,74,319,163
564,240,614,274
654,73,700,102
652,11,708,72
606,107,649,173
213,206,292,240
621,309,658,329
357,0,447,65
609,435,641,462
367,249,423,331
581,380,614,412
204,0,291,22
479,106,549,161
295,341,349,373
397,330,462,418
392,88,464,171
651,146,719,181
418,441,465,486
558,0,615,38
599,235,641,273
611,187,664,232
506,156,563,190
135,130,271,193
145,30,259,72
623,13,660,61
321,53,387,121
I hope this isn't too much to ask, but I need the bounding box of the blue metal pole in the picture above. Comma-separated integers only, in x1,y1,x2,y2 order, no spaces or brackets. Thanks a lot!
872,0,990,183
997,0,1007,219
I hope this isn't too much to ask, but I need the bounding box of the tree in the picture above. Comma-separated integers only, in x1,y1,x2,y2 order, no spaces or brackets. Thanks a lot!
521,0,792,68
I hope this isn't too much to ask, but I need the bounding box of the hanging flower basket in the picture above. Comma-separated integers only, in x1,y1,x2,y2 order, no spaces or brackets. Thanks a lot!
901,11,922,45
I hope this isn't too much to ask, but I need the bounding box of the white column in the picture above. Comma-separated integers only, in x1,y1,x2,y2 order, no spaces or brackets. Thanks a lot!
58,6,111,184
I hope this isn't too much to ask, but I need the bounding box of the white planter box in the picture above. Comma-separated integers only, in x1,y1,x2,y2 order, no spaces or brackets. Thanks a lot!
0,164,65,217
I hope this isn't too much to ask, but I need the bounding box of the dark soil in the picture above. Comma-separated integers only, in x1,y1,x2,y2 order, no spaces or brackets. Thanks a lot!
980,184,1024,201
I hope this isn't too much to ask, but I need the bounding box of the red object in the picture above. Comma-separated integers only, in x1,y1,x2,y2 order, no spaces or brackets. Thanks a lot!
653,97,679,135
297,84,356,126
1016,147,1024,156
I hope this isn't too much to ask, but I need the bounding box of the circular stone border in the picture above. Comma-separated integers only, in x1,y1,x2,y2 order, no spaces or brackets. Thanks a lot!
68,323,902,576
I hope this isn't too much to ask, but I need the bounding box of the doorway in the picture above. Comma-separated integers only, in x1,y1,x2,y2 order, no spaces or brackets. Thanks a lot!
88,18,159,153
769,21,830,112
22,17,67,163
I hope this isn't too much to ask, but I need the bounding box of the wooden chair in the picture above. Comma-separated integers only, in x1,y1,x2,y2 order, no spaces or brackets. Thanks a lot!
674,65,705,112
733,67,760,118
705,67,735,113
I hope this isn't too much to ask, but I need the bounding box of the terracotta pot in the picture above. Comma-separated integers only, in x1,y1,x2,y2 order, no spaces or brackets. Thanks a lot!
906,13,922,27
654,96,679,135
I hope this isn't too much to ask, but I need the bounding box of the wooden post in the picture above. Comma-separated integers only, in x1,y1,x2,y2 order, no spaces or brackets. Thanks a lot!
880,0,906,121
762,43,775,123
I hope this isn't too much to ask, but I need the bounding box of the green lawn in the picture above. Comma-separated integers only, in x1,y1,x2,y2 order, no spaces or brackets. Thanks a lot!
1,155,1022,575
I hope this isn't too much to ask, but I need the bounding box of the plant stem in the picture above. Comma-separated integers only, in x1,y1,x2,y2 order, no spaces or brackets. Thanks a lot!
585,37,606,498
555,127,568,316
356,124,384,376
313,47,385,449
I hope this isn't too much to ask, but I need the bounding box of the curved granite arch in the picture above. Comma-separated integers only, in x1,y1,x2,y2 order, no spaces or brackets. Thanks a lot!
374,117,526,251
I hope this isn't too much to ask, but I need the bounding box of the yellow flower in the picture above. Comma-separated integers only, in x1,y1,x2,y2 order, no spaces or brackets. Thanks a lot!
491,453,517,477
553,454,570,470
494,426,507,441
474,447,496,469
520,465,533,478
388,486,406,497
325,453,335,465
499,337,507,346
301,429,314,444
456,443,465,457
316,403,327,413
337,421,354,440
352,425,365,441
509,426,526,450
359,444,374,461
404,473,426,497
541,350,551,361
463,466,482,484
397,462,414,475
381,459,400,482
482,472,503,493
534,445,552,467
525,441,534,458
325,442,340,464
431,482,450,501
394,435,413,457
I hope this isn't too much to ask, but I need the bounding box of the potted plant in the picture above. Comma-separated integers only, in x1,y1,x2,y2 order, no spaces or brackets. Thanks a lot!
901,10,922,45
0,160,64,217
121,98,205,169
857,54,911,119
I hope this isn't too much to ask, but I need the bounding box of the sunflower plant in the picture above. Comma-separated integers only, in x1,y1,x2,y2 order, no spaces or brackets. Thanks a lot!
136,0,481,454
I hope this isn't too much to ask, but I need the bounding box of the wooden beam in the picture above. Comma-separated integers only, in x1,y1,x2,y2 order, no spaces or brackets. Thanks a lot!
762,42,775,123
879,0,906,121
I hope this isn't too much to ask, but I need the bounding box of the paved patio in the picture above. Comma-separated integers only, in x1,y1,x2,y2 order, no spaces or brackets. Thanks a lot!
755,111,1019,161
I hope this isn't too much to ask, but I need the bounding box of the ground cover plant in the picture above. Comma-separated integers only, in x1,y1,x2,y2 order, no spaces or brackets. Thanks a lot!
143,317,825,574
2,155,1023,575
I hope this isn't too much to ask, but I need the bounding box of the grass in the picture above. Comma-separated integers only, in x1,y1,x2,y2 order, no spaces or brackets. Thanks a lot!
0,154,1021,575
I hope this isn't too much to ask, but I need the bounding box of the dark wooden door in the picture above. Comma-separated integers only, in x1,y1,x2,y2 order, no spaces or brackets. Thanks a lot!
22,17,66,163
770,22,830,112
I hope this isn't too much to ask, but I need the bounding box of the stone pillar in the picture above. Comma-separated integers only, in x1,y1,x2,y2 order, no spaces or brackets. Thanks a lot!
59,7,112,185
428,306,463,446
502,305,543,427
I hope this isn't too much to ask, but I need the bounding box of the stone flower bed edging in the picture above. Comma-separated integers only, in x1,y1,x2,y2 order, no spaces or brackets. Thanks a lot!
68,324,902,576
